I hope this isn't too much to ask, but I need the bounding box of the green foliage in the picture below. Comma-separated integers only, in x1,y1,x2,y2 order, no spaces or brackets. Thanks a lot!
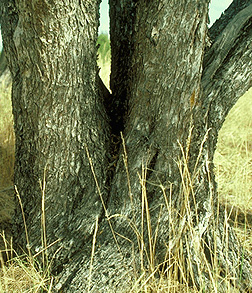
97,34,111,89
97,33,110,64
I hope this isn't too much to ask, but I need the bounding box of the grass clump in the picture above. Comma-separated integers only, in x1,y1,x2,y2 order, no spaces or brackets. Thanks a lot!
0,183,57,292
0,243,54,293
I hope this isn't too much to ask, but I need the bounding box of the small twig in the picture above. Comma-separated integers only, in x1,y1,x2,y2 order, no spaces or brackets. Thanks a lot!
88,216,99,292
85,144,122,255
15,186,32,260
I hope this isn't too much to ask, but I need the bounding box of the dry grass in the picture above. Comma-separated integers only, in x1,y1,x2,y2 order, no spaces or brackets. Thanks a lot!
85,127,252,292
0,249,53,292
120,130,250,292
214,87,252,208
0,71,15,238
0,71,14,190
214,87,252,230
0,183,56,292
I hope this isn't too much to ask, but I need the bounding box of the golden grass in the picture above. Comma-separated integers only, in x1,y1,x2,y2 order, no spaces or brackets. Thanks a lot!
0,198,54,292
101,131,248,292
0,73,14,190
0,72,15,233
214,87,252,210
0,177,59,292
0,251,53,292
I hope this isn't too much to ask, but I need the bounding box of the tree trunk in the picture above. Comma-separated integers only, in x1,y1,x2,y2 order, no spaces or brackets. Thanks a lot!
1,0,112,269
0,50,8,76
1,0,252,291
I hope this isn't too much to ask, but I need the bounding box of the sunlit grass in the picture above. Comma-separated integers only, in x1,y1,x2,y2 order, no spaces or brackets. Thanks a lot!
0,180,59,292
0,70,15,232
214,87,252,210
0,71,14,189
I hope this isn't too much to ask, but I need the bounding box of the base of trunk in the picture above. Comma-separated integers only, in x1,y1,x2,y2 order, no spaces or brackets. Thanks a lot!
54,196,252,292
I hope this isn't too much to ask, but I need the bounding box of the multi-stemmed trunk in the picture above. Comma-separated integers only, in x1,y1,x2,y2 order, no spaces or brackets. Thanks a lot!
1,0,252,291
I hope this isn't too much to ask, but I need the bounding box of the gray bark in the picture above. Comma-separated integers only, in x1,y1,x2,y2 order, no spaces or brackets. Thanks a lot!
1,0,111,269
203,3,252,131
1,0,252,291
0,50,7,75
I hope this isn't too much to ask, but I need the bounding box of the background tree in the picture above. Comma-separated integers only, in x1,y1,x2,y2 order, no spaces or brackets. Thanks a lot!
0,0,252,291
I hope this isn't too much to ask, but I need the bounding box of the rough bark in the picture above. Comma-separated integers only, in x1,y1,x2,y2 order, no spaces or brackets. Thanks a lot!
209,0,252,42
1,0,252,291
0,50,7,75
203,2,252,131
0,49,11,86
57,1,252,291
1,0,111,269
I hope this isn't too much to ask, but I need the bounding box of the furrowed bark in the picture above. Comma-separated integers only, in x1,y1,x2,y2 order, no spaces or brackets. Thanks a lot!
67,1,252,291
57,1,218,291
202,3,252,132
1,0,110,269
209,0,252,42
109,0,209,208
195,6,252,290
1,0,252,291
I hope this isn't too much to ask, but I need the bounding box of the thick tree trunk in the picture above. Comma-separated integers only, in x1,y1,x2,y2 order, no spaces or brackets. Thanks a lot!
1,0,252,291
1,0,111,269
105,0,252,291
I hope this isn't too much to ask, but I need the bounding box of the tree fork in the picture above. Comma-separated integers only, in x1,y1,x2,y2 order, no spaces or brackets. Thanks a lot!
1,0,252,291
